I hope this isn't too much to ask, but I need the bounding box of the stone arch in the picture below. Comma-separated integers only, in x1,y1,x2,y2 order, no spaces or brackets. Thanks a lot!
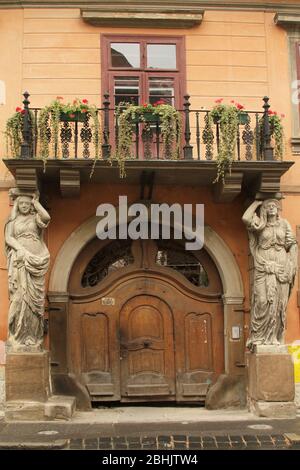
49,214,244,301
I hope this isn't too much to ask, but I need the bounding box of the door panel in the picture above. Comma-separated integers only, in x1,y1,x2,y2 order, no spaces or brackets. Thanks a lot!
81,312,116,397
176,312,215,401
120,295,175,400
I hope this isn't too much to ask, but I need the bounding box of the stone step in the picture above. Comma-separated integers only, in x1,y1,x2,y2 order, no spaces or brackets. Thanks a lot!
44,395,76,420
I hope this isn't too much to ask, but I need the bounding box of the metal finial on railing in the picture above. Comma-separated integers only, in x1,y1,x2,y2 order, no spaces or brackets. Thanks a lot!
183,94,193,160
262,96,274,161
102,92,111,159
21,91,32,159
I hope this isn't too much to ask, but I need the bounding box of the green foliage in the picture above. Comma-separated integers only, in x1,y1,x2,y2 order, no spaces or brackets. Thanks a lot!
203,102,241,183
38,97,101,164
111,102,182,177
5,111,24,157
5,109,35,158
5,97,101,168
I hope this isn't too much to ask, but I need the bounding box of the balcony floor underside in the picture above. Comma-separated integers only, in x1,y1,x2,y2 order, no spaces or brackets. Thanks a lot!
3,159,294,202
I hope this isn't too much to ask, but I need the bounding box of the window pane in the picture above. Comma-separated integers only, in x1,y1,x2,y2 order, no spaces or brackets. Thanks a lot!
111,43,140,68
82,240,134,288
155,240,209,288
149,77,175,106
147,44,176,69
114,77,140,106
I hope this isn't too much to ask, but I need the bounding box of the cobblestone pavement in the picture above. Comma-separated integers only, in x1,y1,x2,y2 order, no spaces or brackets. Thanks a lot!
66,434,300,450
0,433,299,450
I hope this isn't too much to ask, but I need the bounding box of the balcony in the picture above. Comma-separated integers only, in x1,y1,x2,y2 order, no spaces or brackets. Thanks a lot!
3,92,293,201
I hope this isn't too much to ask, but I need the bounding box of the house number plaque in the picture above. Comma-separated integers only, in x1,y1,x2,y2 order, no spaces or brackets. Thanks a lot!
101,297,115,306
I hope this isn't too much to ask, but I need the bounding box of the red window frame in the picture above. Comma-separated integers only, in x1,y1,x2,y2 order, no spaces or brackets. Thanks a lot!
101,34,186,107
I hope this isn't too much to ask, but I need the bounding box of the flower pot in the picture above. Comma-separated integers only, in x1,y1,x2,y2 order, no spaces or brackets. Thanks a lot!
238,112,249,125
212,115,221,125
60,111,87,122
131,112,160,124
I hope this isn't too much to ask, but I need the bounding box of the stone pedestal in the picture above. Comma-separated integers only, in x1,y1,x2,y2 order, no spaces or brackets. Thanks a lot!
5,351,75,421
6,352,50,402
247,345,296,418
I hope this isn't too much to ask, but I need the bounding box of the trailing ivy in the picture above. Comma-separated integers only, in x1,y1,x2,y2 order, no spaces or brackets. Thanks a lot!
111,102,182,177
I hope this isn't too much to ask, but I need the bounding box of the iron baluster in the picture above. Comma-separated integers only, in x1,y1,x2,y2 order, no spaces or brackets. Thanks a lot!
202,112,213,160
21,91,32,159
242,115,254,161
216,121,220,153
33,108,38,158
237,124,241,161
183,94,193,159
80,113,92,159
102,93,111,159
135,122,139,159
61,122,72,159
156,122,160,159
262,96,274,160
255,112,260,160
196,111,201,160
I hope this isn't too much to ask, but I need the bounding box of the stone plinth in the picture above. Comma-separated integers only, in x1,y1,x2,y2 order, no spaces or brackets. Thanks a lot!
6,352,50,402
5,351,76,421
247,346,296,418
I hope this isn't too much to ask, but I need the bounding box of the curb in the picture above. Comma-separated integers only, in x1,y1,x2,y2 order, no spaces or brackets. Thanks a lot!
0,439,68,450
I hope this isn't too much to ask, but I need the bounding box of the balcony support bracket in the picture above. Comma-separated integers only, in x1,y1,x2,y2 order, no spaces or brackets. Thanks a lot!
213,171,243,203
60,169,80,198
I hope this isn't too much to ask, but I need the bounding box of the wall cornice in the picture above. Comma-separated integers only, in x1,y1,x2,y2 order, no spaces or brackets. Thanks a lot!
0,1,299,14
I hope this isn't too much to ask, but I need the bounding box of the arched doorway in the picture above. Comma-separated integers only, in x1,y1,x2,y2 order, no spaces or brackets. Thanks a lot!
48,216,244,408
67,238,224,403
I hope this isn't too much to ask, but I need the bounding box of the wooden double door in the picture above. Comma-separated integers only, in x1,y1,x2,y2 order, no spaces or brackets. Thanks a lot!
68,239,224,403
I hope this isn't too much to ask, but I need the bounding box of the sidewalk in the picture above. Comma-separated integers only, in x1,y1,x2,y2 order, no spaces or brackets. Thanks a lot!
0,407,300,450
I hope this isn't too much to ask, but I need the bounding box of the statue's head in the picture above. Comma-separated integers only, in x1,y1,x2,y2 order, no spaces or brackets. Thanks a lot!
17,196,32,215
261,199,280,219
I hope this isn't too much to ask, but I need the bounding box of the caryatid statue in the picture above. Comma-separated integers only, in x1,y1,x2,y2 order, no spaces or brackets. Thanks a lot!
5,189,50,351
242,199,298,351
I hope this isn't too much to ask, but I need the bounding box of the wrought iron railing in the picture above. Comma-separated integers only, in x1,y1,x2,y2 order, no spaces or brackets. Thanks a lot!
18,92,275,162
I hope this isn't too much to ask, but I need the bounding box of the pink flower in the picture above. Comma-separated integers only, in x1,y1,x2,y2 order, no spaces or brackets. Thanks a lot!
281,113,285,118
230,100,235,104
69,113,75,118
82,108,88,113
155,99,165,105
215,98,223,104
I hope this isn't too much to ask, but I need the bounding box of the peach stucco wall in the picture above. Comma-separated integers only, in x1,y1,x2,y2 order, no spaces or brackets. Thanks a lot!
0,7,299,345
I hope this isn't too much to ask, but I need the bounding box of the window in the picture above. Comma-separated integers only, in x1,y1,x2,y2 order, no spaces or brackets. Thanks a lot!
81,240,134,288
155,240,209,288
102,35,185,109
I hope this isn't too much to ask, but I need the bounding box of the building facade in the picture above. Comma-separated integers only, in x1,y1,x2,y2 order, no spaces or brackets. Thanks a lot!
0,0,299,415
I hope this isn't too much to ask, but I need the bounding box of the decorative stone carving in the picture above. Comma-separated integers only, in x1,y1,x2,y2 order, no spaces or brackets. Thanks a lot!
4,189,50,352
242,199,298,351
